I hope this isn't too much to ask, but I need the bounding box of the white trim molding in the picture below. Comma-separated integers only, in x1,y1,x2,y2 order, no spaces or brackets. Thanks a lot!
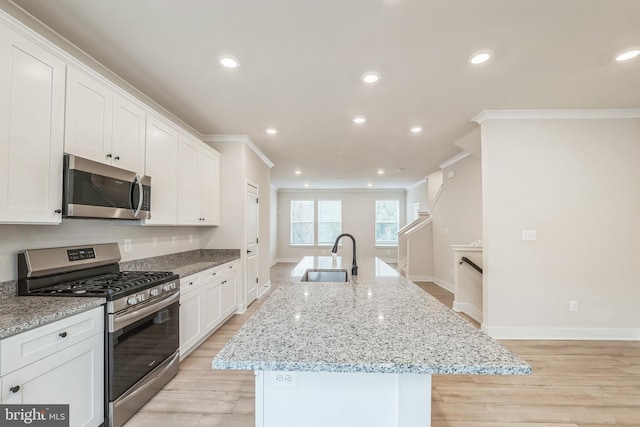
452,302,482,323
203,134,275,168
484,326,640,341
439,152,471,170
407,275,434,282
432,277,454,293
472,108,640,124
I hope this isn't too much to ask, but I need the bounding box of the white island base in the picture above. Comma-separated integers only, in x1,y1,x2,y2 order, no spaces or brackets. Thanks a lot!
256,370,432,427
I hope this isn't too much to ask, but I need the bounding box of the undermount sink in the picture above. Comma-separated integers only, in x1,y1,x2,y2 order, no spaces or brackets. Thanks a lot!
300,269,349,282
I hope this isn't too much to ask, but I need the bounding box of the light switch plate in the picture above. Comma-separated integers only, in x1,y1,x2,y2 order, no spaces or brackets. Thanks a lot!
522,229,537,240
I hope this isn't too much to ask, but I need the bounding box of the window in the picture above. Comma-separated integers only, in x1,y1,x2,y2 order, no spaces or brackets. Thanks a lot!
318,200,342,246
290,200,314,245
375,200,399,246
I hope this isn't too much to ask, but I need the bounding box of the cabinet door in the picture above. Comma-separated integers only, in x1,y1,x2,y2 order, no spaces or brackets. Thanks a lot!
112,93,146,172
144,116,178,225
202,281,222,333
179,288,202,358
0,24,65,224
177,135,200,225
65,66,113,165
1,333,104,427
199,148,220,226
220,275,238,317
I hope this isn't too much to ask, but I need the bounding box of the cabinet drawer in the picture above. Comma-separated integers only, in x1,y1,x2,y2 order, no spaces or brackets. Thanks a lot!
180,273,202,295
0,306,104,376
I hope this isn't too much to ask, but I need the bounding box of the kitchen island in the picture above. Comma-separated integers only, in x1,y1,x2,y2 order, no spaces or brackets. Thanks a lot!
213,257,530,427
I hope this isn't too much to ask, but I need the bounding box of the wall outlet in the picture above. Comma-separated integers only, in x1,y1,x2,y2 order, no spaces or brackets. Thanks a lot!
152,237,158,248
569,300,578,312
522,229,537,241
172,236,177,246
188,235,193,244
124,239,132,252
271,372,297,388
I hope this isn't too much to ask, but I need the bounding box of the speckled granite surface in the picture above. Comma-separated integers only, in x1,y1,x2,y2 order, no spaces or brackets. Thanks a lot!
119,249,240,278
0,297,105,339
213,257,531,375
0,280,16,299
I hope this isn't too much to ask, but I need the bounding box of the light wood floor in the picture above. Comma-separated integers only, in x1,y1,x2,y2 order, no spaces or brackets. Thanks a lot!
125,263,640,427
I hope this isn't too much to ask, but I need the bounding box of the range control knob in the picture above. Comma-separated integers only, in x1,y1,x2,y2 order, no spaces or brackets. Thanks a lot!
127,296,137,306
150,289,159,297
136,294,144,303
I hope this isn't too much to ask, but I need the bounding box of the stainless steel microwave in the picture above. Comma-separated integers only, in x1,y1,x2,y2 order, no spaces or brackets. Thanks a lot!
62,154,151,220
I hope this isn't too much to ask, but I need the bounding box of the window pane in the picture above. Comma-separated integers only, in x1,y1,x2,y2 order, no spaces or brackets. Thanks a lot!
375,200,399,245
318,200,342,245
291,200,314,245
291,222,314,245
291,200,314,222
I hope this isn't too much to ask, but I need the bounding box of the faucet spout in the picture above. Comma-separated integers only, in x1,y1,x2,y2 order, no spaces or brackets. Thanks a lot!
331,233,358,276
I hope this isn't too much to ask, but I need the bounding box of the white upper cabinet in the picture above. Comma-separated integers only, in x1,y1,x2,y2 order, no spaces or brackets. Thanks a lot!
65,66,146,172
177,134,221,226
199,146,220,226
0,21,65,224
177,134,200,225
144,115,178,225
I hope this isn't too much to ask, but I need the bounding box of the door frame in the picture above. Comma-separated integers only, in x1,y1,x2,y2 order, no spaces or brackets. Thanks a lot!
244,179,260,308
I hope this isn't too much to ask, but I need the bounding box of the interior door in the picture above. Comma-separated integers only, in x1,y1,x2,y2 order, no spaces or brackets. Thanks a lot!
245,183,259,305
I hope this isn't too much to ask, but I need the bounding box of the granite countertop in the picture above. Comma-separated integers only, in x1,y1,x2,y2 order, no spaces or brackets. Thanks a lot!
119,249,241,278
0,297,105,339
213,256,531,375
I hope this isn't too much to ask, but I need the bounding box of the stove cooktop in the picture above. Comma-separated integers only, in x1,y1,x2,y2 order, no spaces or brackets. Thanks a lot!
28,271,176,298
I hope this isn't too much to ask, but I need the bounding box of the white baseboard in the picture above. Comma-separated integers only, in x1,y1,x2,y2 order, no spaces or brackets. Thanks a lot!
258,281,271,298
407,275,434,282
453,301,482,323
432,277,454,293
484,325,640,341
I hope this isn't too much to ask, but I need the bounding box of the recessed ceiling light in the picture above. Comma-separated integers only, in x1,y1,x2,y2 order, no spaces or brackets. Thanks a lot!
367,183,372,187
219,55,239,69
410,126,423,133
468,50,493,65
266,127,278,134
353,116,366,124
304,183,309,188
295,170,301,175
615,49,640,62
377,169,385,175
361,72,381,84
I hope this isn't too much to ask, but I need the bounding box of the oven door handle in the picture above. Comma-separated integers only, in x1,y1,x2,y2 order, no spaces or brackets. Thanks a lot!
110,291,179,332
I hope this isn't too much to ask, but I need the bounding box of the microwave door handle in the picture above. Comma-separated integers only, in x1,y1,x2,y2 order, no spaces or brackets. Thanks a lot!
132,174,144,217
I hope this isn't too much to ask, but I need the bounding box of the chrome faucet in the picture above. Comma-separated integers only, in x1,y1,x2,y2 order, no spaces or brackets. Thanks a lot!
331,233,358,276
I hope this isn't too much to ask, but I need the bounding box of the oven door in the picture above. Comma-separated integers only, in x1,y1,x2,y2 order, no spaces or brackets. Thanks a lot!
108,292,179,401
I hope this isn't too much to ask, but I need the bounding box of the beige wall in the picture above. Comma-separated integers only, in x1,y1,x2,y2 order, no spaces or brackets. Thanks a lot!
406,180,428,224
430,155,483,290
427,170,443,211
481,118,640,339
276,190,406,263
270,185,278,265
0,221,201,282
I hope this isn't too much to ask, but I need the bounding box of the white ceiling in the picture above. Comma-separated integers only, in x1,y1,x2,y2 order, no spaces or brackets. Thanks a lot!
11,0,640,189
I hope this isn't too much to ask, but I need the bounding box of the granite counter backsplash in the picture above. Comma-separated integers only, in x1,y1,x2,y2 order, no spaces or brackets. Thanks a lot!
120,249,241,278
0,280,16,299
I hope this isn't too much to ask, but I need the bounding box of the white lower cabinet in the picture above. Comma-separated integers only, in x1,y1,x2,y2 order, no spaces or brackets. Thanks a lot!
179,260,239,359
0,306,104,427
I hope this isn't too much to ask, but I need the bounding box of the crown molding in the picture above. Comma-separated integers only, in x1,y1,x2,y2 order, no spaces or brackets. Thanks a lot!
406,178,427,190
202,134,275,168
472,109,640,124
439,152,471,170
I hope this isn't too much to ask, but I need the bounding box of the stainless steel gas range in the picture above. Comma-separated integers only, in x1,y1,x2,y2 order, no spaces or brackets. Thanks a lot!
18,243,180,427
